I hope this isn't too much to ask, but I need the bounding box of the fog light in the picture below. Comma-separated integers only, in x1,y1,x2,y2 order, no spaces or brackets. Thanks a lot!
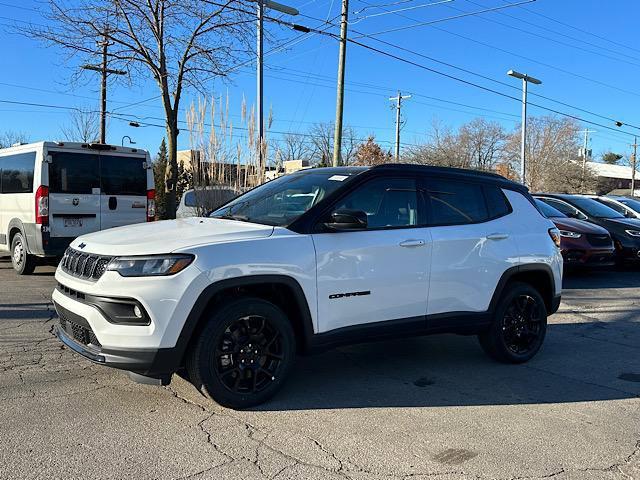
133,305,143,318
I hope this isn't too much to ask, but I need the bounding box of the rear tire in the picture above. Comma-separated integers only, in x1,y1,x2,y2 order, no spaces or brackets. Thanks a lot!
11,233,36,275
479,282,547,363
186,297,296,409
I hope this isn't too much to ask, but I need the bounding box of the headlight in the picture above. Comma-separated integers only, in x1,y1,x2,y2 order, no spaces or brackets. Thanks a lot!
107,254,194,277
625,229,640,238
559,230,581,239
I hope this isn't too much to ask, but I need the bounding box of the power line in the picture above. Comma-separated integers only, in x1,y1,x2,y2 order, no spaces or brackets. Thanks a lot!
444,2,640,69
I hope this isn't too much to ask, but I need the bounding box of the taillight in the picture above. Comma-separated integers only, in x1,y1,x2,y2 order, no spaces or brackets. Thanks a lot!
146,189,156,222
35,185,49,225
548,227,561,248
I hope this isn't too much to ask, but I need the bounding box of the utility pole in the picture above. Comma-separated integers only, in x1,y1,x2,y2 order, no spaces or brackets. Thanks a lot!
580,128,595,192
82,29,126,144
389,91,411,162
631,136,638,196
332,0,349,167
507,70,542,186
256,1,299,179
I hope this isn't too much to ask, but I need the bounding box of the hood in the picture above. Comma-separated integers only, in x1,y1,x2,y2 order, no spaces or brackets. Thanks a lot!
550,217,609,234
600,217,640,230
70,217,274,256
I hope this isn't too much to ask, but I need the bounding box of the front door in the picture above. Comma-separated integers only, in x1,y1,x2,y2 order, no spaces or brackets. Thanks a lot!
99,153,148,230
312,177,431,333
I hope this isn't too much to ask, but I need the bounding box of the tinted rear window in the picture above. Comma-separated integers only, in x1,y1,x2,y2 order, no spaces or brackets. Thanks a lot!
49,152,99,194
0,152,35,193
49,152,146,195
100,155,146,196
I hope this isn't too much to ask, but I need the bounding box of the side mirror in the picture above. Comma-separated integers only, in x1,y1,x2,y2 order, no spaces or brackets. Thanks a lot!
324,209,368,231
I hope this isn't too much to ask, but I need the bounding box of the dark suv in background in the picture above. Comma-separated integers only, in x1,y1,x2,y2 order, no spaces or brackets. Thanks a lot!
535,194,640,264
535,199,614,268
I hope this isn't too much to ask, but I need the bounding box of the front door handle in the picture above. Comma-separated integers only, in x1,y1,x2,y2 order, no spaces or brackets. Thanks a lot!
399,239,426,248
487,233,509,240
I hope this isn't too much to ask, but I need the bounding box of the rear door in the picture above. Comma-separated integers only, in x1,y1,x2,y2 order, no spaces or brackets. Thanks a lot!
99,153,148,230
48,151,101,238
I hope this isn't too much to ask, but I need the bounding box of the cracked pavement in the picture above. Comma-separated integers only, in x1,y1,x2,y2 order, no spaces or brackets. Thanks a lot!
0,258,638,480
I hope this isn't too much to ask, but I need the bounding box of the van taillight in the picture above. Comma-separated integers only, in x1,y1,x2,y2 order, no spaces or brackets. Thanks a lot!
146,189,156,222
35,186,49,225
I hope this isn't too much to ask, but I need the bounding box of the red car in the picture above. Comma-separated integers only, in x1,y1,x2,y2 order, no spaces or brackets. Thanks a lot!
535,199,615,267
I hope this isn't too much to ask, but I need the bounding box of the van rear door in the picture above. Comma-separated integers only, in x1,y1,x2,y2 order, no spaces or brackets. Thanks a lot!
48,151,101,238
99,153,148,230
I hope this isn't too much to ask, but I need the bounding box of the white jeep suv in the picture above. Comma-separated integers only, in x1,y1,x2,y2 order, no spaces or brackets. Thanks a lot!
52,165,562,409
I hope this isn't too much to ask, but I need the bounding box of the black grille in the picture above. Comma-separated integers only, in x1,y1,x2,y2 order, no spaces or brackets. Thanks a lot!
58,310,101,348
586,234,612,248
60,248,112,280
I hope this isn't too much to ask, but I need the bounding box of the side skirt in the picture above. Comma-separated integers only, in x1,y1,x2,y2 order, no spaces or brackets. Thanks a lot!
305,311,492,354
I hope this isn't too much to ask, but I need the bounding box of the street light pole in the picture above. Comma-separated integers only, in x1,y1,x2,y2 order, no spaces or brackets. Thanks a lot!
257,0,298,180
507,70,541,186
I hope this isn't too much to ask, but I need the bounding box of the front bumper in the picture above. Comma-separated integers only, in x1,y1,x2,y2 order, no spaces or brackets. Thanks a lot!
53,300,177,378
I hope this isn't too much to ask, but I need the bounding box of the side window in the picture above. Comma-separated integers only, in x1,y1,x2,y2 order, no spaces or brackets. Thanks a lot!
332,177,420,228
541,199,576,216
0,152,36,194
184,191,196,207
483,185,512,218
49,152,99,194
427,178,488,226
598,199,625,215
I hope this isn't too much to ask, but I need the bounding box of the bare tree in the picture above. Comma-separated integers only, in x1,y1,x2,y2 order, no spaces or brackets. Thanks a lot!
458,118,506,171
504,116,596,193
308,122,358,166
0,131,29,149
60,108,100,142
30,0,253,218
281,133,311,162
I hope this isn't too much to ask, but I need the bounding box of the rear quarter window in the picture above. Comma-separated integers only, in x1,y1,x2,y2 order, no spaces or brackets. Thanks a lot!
0,152,36,194
426,178,489,225
483,185,512,219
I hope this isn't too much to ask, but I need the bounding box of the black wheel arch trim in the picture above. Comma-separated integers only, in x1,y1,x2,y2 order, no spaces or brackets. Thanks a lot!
167,274,316,372
489,264,559,315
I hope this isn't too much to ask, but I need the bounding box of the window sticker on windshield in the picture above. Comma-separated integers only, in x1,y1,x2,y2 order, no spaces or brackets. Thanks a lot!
329,175,348,181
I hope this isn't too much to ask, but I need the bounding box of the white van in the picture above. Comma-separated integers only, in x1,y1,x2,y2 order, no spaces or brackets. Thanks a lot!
0,141,155,274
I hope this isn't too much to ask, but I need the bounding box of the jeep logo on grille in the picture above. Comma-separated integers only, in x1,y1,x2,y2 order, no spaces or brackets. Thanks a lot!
78,243,86,249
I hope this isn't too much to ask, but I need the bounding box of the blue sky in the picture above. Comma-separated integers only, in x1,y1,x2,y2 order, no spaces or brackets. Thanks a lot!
0,0,638,161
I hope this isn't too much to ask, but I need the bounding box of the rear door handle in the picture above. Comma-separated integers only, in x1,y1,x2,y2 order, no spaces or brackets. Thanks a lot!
487,233,509,240
399,239,426,248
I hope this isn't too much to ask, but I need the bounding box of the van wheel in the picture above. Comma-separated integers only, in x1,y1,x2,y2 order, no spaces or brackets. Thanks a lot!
186,297,296,409
479,282,547,363
11,233,36,275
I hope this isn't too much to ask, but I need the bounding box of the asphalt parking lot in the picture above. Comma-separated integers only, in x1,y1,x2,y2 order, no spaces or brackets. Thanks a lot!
0,259,638,480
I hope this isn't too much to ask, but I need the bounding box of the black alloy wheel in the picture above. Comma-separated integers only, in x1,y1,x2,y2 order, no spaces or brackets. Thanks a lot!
501,294,543,356
187,297,295,409
215,314,284,395
479,282,547,363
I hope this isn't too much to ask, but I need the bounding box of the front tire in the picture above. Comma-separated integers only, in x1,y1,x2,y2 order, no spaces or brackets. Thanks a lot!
11,233,36,275
479,282,547,363
186,297,296,409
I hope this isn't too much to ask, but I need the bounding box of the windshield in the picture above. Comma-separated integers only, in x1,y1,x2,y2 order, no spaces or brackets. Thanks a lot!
619,198,640,212
210,172,356,226
568,196,624,218
535,199,566,218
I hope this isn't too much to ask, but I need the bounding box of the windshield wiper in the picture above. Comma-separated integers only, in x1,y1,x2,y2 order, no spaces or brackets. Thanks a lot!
214,213,251,222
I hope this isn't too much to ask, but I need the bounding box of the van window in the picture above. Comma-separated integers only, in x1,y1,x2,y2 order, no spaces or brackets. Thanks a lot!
49,152,99,194
184,190,196,207
101,155,146,196
427,179,488,225
0,152,35,193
